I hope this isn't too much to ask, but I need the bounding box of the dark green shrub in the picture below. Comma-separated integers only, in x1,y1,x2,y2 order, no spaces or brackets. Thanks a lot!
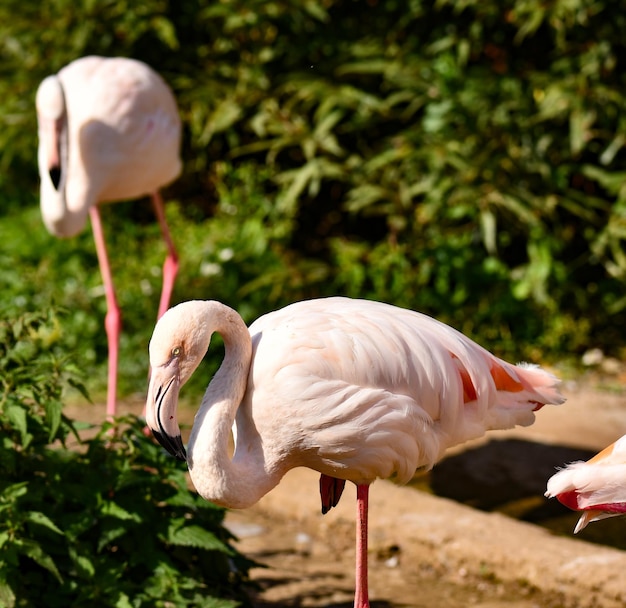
0,308,255,608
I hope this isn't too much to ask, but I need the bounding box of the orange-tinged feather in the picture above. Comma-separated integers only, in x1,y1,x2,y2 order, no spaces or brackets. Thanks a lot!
587,441,616,464
490,362,524,393
449,352,478,403
459,366,477,403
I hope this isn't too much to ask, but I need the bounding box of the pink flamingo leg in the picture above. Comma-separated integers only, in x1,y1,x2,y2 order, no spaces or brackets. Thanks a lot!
354,484,370,608
89,207,121,420
151,190,179,319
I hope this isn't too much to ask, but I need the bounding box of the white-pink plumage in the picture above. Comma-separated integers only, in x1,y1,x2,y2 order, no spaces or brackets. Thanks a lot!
145,296,564,608
36,56,182,418
546,434,626,533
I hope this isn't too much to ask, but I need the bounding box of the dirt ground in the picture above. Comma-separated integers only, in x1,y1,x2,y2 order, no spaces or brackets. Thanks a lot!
220,376,626,608
84,374,626,608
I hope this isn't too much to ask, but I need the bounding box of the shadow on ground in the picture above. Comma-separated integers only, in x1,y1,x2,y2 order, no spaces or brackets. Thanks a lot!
423,438,626,551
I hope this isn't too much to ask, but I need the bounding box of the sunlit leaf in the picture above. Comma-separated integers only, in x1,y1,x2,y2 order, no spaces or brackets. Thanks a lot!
480,209,497,255
100,501,142,523
164,520,232,554
26,511,64,536
570,108,596,155
5,404,29,447
0,578,16,608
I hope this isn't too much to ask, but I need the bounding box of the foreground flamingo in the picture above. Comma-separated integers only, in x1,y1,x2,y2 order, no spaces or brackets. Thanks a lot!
546,434,626,533
145,297,565,608
36,55,182,418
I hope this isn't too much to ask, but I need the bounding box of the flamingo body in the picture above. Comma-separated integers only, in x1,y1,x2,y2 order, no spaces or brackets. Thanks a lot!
146,297,564,608
36,55,181,237
546,434,626,533
36,56,182,417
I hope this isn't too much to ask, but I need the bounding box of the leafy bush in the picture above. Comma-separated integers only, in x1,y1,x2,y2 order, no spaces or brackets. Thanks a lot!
0,308,255,608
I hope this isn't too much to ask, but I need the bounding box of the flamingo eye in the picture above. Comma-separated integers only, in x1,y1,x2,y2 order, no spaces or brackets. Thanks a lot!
172,346,182,358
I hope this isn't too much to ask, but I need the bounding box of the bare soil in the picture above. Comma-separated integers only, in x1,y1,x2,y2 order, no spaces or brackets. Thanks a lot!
79,376,626,608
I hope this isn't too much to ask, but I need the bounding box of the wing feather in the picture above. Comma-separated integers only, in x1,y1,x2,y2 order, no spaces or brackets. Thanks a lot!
243,297,562,484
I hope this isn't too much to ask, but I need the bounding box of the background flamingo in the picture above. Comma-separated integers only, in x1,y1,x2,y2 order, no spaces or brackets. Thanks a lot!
36,55,182,418
144,296,565,608
546,434,626,533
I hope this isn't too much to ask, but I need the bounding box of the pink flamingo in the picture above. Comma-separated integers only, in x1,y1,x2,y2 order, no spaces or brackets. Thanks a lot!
546,434,626,532
36,56,182,418
144,296,565,608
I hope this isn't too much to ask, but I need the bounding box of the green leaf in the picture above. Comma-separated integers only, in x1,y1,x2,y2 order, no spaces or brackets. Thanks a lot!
15,539,63,584
201,98,243,144
44,400,62,442
163,521,232,554
97,524,128,553
0,577,16,608
100,501,141,523
114,593,133,608
150,15,178,50
66,377,91,402
600,134,626,166
535,84,571,121
0,482,28,503
480,209,497,255
26,511,64,536
5,404,29,447
582,165,626,196
569,108,596,155
345,184,388,213
69,550,96,578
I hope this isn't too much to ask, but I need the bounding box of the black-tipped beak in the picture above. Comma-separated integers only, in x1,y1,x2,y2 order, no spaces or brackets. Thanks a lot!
146,365,187,462
49,165,61,190
152,429,187,461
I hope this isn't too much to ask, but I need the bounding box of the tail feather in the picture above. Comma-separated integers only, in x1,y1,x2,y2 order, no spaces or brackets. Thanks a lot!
545,464,583,500
485,361,564,430
504,362,566,407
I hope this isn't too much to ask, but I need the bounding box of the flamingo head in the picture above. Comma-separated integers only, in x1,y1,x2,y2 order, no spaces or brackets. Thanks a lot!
145,301,214,462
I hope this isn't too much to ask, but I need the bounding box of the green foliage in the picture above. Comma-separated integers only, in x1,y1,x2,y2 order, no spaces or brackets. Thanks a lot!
0,308,254,608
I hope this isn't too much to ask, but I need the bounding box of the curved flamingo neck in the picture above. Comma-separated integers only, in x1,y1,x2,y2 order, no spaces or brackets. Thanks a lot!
39,130,94,238
38,76,100,239
186,303,283,509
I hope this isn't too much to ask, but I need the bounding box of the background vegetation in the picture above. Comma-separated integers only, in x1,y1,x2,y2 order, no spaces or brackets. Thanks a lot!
2,0,626,400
